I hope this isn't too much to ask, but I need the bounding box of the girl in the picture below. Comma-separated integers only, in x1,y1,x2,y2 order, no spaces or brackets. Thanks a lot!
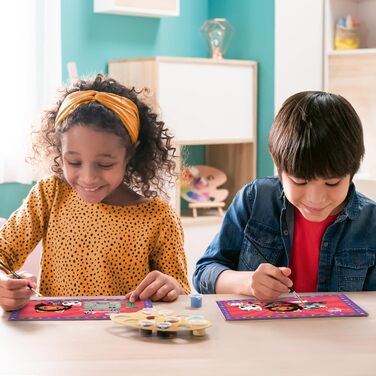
0,74,190,311
193,91,376,300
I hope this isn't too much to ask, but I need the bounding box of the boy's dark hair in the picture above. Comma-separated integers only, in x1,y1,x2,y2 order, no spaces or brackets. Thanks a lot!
268,91,364,180
32,74,176,198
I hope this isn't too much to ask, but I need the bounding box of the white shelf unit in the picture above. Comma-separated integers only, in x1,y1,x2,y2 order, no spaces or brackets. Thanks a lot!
326,49,376,179
109,57,257,218
94,0,179,17
324,0,376,54
276,1,376,187
325,0,376,181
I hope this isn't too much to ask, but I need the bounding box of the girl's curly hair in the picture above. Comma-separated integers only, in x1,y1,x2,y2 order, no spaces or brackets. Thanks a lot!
32,73,177,199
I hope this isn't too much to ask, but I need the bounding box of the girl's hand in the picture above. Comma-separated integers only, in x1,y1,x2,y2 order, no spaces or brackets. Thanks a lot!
248,263,293,301
125,270,184,302
0,271,37,311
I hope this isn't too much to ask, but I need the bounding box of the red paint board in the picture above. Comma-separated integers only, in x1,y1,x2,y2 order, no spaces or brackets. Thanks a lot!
8,297,152,321
216,294,367,320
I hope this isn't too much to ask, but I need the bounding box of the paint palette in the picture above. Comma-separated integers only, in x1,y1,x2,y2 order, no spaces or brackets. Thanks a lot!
110,308,212,338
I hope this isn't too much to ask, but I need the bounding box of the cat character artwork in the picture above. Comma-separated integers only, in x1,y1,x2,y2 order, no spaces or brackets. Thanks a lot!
217,295,368,321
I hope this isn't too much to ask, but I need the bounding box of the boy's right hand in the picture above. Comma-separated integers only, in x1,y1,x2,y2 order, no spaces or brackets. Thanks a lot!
248,263,293,301
0,271,37,311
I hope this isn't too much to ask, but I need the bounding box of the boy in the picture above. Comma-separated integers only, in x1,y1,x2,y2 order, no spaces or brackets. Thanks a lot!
193,91,376,300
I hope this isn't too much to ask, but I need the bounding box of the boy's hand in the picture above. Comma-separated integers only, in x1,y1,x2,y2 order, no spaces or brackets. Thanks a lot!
125,270,184,303
248,263,293,301
0,271,37,311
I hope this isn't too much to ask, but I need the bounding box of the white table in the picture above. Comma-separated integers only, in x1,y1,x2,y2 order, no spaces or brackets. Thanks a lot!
1,293,375,376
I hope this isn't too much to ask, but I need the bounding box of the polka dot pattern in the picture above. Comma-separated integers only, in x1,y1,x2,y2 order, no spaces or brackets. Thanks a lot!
0,176,190,296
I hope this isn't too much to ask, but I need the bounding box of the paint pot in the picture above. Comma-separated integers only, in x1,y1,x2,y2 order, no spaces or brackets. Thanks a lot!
156,322,172,330
138,319,155,327
157,330,174,338
192,328,206,337
139,328,153,337
190,294,202,308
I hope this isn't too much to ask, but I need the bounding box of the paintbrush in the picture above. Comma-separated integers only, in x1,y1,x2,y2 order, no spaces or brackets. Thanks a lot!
288,288,305,305
0,260,43,297
254,250,305,306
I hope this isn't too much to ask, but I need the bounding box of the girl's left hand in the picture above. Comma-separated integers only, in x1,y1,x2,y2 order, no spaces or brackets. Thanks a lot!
125,270,184,302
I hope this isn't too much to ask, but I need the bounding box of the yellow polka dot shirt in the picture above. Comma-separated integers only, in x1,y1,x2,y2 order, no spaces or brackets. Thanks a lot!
0,176,190,296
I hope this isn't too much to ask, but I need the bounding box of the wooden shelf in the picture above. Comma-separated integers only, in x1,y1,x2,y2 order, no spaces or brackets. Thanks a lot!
328,48,376,56
94,0,179,17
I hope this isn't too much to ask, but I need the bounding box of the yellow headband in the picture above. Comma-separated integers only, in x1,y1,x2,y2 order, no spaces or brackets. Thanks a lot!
55,90,140,144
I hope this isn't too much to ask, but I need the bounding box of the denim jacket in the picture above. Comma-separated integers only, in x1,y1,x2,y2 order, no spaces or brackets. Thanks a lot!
193,177,376,294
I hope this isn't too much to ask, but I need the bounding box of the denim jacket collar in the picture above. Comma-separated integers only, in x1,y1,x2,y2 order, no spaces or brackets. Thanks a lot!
342,183,359,220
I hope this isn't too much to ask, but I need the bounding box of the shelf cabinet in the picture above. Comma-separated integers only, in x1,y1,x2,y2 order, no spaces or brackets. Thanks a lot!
276,0,376,183
327,50,376,179
324,0,376,53
325,0,376,180
109,57,257,217
94,0,179,17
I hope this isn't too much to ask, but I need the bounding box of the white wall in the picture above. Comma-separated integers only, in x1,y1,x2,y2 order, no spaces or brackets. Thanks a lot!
275,0,324,113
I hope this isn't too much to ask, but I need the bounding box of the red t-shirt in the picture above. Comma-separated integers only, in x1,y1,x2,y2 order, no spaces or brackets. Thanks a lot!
289,208,337,292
